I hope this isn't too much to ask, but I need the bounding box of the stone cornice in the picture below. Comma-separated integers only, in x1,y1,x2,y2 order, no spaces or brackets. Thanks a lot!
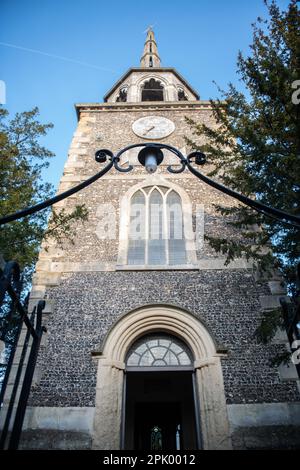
75,100,218,120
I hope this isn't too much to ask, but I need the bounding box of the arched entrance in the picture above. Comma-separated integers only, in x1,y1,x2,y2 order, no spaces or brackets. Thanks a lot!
124,333,198,450
92,305,232,450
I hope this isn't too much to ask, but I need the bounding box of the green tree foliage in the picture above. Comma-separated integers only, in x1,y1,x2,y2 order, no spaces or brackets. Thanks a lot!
186,0,300,343
0,106,88,280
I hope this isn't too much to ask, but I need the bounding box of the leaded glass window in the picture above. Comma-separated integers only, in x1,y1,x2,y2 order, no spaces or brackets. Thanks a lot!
127,186,186,266
127,191,146,265
148,189,165,264
126,334,193,368
167,191,186,265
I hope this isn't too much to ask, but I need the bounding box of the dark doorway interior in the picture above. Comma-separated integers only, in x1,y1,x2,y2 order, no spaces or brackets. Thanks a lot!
134,402,181,450
123,371,198,450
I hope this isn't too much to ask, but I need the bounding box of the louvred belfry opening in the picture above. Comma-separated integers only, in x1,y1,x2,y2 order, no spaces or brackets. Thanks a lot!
141,78,164,101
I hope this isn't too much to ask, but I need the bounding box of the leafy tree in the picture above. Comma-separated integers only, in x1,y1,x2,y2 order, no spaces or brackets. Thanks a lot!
186,0,300,343
0,106,88,279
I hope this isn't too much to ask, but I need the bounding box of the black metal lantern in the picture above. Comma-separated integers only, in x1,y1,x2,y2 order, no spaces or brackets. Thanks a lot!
138,145,164,174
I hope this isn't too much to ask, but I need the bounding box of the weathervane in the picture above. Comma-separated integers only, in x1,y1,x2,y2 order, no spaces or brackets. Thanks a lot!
143,24,155,34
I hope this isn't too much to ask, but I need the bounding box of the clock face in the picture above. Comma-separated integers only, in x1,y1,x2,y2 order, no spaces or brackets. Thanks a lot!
132,116,175,140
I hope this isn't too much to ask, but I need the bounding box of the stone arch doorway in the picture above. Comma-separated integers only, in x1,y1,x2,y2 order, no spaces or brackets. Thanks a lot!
92,305,232,450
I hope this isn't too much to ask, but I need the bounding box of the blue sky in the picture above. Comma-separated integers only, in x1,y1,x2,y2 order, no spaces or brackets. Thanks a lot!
1,0,290,189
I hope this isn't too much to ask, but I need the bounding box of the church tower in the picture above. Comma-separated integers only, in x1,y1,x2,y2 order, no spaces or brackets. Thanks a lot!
22,29,300,450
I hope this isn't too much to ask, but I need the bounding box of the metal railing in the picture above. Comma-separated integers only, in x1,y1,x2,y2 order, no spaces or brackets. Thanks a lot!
0,261,45,449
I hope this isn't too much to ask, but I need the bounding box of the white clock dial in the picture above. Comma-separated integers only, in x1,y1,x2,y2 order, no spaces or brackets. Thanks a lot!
132,116,175,140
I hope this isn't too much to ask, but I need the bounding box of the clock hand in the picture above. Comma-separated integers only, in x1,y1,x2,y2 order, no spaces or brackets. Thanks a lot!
143,126,155,135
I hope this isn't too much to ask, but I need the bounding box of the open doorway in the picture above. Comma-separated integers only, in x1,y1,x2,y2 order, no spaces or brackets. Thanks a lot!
124,371,198,450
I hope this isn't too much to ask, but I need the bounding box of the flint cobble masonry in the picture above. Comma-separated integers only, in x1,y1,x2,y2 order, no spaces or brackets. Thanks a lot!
29,270,298,408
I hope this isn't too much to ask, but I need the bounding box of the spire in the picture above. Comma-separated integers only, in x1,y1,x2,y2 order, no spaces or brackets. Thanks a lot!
140,27,161,68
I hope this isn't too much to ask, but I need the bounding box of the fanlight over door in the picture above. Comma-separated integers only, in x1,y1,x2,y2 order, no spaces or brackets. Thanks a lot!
126,333,193,370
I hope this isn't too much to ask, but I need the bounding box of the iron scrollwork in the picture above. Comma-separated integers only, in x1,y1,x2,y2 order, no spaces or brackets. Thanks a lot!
95,144,207,174
0,142,299,229
95,142,190,174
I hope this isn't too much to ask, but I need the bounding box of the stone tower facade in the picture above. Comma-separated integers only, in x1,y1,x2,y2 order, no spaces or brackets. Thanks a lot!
22,29,300,450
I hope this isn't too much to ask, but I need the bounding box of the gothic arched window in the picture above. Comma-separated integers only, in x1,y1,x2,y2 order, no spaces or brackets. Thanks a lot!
127,186,186,266
141,79,164,101
178,88,188,101
116,87,127,102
